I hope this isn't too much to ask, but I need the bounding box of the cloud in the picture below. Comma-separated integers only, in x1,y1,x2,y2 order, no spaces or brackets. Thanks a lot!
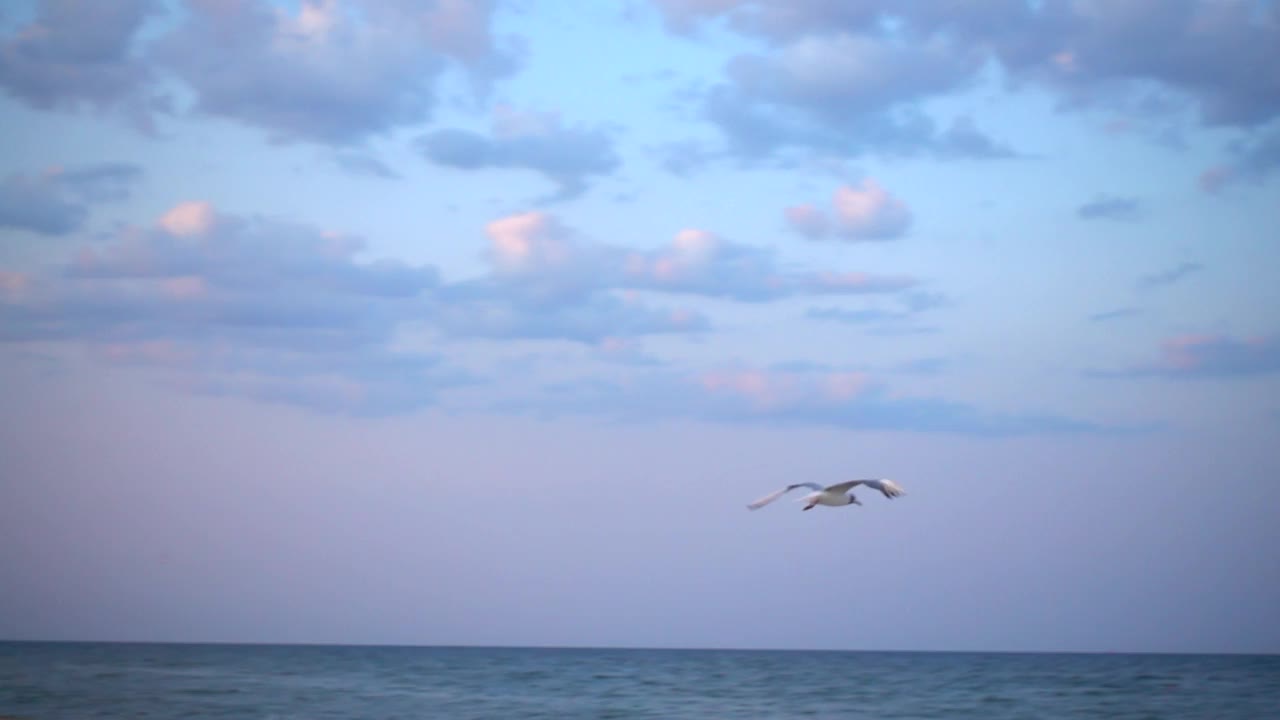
418,106,620,200
433,287,707,343
655,1,1280,161
435,214,707,342
428,211,915,343
1088,307,1140,323
996,2,1280,129
411,0,521,86
0,200,455,414
1,203,924,411
151,0,517,144
1093,333,1280,379
470,211,916,305
157,200,215,237
332,151,400,179
726,32,976,118
892,356,951,375
621,228,915,300
654,139,720,176
807,291,946,335
702,40,1006,160
1077,194,1142,221
0,0,164,126
0,162,143,235
1137,261,1203,290
529,363,1103,435
657,4,1011,160
1201,123,1280,192
786,180,912,240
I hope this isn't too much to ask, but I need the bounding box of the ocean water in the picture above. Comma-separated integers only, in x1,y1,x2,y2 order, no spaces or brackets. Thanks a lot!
1,642,1277,719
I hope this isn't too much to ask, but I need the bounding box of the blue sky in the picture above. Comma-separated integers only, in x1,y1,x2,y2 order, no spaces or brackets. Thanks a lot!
1,0,1278,653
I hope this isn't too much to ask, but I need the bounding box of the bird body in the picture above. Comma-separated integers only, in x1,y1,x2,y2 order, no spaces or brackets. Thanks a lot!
747,478,905,512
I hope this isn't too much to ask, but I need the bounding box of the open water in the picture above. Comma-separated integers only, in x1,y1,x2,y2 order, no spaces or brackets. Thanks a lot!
2,642,1277,719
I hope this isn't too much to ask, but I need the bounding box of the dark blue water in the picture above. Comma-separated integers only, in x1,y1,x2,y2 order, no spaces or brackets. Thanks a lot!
1,642,1277,719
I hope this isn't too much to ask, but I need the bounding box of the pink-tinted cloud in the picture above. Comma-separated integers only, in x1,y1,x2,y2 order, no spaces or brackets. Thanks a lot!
485,212,575,274
787,180,912,241
1,201,451,414
832,181,912,239
477,211,915,303
158,201,216,237
0,270,30,301
0,203,920,413
160,275,208,300
1094,333,1280,379
1200,124,1280,193
1198,165,1234,193
700,368,868,410
784,204,826,239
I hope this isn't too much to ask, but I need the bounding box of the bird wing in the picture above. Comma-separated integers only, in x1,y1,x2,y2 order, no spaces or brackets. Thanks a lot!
826,478,906,498
746,482,823,510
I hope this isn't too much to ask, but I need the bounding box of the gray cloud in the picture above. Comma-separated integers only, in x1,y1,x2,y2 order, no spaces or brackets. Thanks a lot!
434,284,707,343
1078,194,1142,221
332,152,400,180
0,162,142,235
1202,122,1280,192
1088,307,1141,323
1,203,926,412
0,0,164,126
0,202,454,414
703,73,1009,161
150,0,517,144
419,109,620,200
1137,261,1203,290
655,1,1280,162
2,0,520,143
807,291,946,335
999,1,1280,129
654,139,721,176
422,211,915,344
665,6,1011,160
1092,333,1280,380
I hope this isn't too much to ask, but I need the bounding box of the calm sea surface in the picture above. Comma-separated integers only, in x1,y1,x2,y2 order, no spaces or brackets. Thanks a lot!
1,642,1277,719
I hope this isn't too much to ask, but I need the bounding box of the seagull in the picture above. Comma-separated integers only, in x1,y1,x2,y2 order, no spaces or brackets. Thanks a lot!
747,479,905,512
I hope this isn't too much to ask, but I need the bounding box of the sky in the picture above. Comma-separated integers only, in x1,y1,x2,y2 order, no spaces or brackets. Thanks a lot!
1,0,1278,655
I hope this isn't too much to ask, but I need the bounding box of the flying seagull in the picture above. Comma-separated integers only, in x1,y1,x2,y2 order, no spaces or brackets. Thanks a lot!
747,479,905,512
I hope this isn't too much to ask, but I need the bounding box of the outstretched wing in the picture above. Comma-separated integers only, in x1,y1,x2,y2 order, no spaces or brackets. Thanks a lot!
746,482,823,510
826,478,906,499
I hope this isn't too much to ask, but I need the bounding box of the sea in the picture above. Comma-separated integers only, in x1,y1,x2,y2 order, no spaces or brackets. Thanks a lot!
1,642,1277,719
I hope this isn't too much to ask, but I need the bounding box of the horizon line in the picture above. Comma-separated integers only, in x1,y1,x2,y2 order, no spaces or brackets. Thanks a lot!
2,639,1275,658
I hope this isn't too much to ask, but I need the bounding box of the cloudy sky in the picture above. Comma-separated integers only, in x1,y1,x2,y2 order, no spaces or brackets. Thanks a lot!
1,0,1278,654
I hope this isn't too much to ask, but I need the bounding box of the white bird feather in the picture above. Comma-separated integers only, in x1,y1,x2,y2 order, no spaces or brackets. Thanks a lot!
747,479,905,511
